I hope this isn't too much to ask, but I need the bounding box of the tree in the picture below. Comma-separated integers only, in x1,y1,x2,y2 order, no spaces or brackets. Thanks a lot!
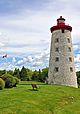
0,66,49,83
38,69,42,81
41,67,48,82
0,70,6,76
26,68,32,81
7,70,13,76
13,68,20,79
20,66,28,81
31,70,39,81
76,71,80,86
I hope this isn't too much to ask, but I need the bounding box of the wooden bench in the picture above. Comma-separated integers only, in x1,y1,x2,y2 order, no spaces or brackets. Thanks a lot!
31,84,38,90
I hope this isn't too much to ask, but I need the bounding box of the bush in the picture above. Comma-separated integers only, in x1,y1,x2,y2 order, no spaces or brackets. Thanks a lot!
0,78,5,90
13,77,19,87
0,74,16,88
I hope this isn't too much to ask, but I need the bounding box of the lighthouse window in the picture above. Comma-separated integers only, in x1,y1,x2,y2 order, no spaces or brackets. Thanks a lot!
55,57,59,62
68,47,71,52
62,29,64,33
67,38,70,43
70,67,73,72
55,47,59,52
69,57,72,62
59,20,64,23
55,38,59,43
55,67,59,72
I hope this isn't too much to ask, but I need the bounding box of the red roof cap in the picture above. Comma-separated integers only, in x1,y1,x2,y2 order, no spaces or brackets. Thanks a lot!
57,16,65,21
50,16,72,33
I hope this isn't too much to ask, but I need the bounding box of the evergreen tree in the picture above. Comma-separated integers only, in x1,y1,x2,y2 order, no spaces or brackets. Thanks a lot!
0,70,6,76
76,71,80,86
20,66,27,81
38,69,42,81
13,68,20,79
41,67,48,82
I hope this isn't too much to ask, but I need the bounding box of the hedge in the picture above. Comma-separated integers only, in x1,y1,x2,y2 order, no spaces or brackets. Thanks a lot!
0,78,5,90
1,74,16,88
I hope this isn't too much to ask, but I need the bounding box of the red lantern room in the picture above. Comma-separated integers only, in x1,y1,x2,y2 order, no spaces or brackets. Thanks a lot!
50,16,72,33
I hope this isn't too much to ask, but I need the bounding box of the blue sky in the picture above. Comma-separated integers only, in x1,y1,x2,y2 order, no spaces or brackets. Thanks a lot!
0,0,80,71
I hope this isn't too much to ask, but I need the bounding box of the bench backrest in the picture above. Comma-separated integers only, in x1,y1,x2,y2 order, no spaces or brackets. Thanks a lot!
31,84,37,89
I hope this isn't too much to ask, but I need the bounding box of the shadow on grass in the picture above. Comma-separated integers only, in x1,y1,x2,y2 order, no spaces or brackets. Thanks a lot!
28,89,38,91
19,83,47,85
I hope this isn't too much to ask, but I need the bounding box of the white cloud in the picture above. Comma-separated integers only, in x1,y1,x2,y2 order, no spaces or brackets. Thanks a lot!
0,42,4,47
73,45,79,51
73,44,80,54
12,57,16,63
74,54,80,63
75,64,80,71
0,0,80,70
33,61,43,66
17,60,24,65
27,56,33,62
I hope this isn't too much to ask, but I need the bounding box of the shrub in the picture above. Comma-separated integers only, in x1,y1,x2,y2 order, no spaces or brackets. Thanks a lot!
13,77,19,87
0,74,16,88
0,78,5,90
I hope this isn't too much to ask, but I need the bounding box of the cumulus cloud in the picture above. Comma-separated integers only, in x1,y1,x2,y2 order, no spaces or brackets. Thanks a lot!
12,57,16,63
0,42,4,47
0,0,80,70
74,54,80,63
27,56,33,62
73,45,79,51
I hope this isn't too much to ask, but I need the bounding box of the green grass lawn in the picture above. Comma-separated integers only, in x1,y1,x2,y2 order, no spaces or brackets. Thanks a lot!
0,81,80,114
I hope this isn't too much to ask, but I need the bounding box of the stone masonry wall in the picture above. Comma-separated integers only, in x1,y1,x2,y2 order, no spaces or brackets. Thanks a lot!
48,29,78,88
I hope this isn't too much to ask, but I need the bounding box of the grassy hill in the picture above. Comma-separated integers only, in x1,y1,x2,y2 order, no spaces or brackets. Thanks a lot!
0,81,80,114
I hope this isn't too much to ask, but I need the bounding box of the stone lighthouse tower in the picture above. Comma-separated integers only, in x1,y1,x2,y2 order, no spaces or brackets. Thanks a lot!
48,16,78,88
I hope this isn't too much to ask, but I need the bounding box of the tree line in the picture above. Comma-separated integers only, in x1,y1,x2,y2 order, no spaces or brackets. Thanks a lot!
76,71,80,86
0,66,48,82
0,67,80,85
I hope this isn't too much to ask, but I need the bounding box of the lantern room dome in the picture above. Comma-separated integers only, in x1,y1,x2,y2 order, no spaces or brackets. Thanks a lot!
50,16,72,33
